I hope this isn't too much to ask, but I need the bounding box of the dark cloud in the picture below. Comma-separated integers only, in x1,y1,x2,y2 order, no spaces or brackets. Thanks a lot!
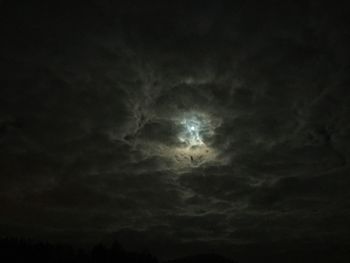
0,0,350,261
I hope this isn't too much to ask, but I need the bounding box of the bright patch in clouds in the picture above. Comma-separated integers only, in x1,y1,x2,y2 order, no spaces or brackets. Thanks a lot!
179,116,204,146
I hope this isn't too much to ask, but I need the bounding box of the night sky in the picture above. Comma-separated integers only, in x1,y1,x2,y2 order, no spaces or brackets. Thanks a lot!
1,0,350,262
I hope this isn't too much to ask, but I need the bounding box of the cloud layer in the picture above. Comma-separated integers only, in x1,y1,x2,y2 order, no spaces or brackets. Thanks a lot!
0,0,350,260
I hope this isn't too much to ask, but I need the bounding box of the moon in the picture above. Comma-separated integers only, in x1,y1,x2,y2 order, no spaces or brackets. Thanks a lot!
132,110,224,171
169,111,223,169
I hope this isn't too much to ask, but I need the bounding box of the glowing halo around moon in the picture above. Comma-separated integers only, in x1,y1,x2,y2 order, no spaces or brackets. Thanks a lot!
132,110,224,172
168,111,222,170
178,116,205,147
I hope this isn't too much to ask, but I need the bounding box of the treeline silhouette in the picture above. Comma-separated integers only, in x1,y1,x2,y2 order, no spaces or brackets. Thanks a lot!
0,237,158,263
166,253,238,263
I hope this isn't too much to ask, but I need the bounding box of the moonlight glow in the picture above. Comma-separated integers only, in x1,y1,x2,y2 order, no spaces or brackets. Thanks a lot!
156,111,223,169
179,116,204,146
137,111,223,170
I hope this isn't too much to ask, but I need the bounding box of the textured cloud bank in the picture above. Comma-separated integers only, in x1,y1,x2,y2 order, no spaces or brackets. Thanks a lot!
0,0,350,260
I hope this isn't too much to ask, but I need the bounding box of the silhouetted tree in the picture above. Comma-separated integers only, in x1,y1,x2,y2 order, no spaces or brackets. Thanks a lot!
0,237,158,263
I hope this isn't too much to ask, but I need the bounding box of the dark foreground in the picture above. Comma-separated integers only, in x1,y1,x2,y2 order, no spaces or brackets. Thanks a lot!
1,238,349,263
0,238,238,263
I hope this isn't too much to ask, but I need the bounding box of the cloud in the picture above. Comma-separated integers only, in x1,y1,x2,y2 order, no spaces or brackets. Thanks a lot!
0,0,350,259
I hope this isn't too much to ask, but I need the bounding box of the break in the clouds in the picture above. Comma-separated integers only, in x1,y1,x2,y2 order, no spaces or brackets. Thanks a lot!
0,0,350,260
